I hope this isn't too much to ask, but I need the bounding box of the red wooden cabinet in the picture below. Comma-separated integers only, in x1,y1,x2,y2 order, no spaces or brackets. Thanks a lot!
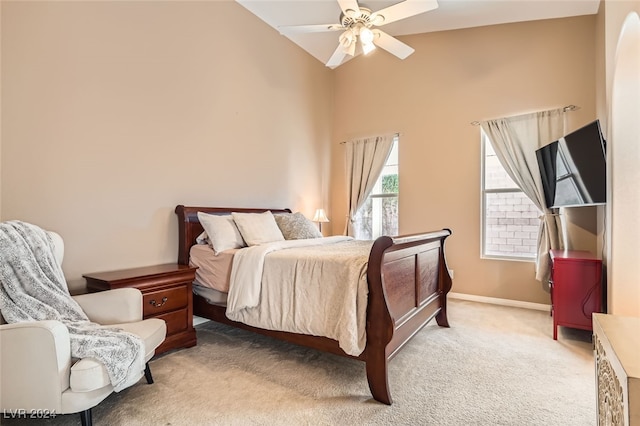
549,250,603,340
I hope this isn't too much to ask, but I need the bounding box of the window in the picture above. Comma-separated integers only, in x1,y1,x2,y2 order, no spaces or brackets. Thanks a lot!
481,132,540,260
353,137,399,239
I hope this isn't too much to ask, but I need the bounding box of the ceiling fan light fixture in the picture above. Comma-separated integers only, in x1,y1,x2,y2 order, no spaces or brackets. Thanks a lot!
359,26,374,44
344,40,356,56
339,29,356,56
362,41,376,55
358,25,376,55
285,0,440,68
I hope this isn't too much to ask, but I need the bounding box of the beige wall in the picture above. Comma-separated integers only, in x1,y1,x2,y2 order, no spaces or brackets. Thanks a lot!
4,2,631,309
330,16,598,305
1,1,334,292
601,0,640,316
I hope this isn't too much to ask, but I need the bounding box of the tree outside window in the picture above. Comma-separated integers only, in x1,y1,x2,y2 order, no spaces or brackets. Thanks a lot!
353,138,399,239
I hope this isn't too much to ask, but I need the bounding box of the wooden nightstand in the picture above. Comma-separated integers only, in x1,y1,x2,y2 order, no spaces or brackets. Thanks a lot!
83,263,197,354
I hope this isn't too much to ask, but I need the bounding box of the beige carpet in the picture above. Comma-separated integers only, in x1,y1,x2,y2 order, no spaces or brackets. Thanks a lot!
3,300,595,425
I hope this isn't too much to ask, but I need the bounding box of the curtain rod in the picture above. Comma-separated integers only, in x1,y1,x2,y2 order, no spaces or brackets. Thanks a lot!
470,105,579,126
340,132,401,144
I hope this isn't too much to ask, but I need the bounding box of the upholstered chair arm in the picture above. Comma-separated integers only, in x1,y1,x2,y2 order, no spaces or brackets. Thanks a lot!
72,288,143,325
0,321,72,412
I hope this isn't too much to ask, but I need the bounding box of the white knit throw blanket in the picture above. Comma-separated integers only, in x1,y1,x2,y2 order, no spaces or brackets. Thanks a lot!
0,221,145,392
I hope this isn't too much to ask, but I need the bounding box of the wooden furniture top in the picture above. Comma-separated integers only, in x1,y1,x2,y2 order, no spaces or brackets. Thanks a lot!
83,263,197,289
593,313,640,378
549,249,601,262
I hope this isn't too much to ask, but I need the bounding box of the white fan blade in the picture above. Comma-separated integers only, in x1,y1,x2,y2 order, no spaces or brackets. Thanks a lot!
278,23,343,34
372,30,415,59
337,0,360,18
371,0,439,26
326,44,348,69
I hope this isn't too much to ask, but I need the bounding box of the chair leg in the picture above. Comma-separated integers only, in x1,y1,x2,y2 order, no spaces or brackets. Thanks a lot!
79,408,92,426
144,362,154,384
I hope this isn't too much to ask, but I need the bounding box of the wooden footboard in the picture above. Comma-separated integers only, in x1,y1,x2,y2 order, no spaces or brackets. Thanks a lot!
175,205,452,405
364,230,452,404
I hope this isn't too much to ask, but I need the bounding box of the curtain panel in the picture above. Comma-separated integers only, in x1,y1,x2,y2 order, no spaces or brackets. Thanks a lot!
480,109,566,282
343,134,395,237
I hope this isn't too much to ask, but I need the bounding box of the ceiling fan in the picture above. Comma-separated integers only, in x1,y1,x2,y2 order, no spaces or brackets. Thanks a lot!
278,0,439,69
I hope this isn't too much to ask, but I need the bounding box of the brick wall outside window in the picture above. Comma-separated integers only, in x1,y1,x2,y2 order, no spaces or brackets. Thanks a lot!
484,192,540,257
483,136,541,259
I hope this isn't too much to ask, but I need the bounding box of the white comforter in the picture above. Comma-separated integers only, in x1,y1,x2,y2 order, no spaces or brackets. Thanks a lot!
225,236,374,356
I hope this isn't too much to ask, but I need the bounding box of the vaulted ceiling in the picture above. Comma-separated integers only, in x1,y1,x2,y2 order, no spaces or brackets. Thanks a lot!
236,0,601,67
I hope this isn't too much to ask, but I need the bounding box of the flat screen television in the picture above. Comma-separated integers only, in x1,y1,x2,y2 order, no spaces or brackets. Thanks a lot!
536,119,606,208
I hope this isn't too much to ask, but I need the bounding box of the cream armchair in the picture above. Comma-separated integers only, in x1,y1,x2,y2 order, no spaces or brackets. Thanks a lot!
0,231,167,426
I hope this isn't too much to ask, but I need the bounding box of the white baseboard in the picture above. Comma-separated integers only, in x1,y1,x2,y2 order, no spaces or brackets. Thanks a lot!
449,292,551,312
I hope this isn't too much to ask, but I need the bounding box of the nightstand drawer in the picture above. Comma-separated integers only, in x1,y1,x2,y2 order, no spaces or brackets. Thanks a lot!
143,285,188,316
84,263,197,354
155,309,188,336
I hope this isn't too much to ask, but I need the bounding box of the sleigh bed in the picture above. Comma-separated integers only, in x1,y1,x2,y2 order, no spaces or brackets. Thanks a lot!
175,205,453,405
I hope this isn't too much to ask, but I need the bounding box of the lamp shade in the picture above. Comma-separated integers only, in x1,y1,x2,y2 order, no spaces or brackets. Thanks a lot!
312,209,329,223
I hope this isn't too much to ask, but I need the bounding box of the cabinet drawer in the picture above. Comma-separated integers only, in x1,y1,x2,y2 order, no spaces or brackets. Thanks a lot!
84,264,197,354
155,309,188,336
143,285,188,316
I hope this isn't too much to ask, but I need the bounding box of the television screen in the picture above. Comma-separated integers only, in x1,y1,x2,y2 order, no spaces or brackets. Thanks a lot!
536,120,606,208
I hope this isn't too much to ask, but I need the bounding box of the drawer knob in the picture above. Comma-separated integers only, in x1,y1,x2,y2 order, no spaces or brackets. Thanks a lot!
149,297,168,308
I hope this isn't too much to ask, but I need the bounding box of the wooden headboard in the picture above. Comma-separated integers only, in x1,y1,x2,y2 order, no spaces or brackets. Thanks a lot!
174,205,292,265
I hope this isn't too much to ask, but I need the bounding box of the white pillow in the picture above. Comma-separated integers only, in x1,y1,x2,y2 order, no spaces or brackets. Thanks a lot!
197,212,245,255
231,211,285,246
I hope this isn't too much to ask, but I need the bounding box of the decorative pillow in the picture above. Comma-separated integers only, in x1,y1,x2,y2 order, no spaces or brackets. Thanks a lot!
231,211,285,246
197,212,245,255
274,212,322,240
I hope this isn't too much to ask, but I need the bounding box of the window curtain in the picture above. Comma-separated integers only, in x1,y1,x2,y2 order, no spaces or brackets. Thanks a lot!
344,134,395,237
480,109,566,282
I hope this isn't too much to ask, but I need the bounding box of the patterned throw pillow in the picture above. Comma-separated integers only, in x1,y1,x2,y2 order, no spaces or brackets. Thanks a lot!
274,212,323,240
